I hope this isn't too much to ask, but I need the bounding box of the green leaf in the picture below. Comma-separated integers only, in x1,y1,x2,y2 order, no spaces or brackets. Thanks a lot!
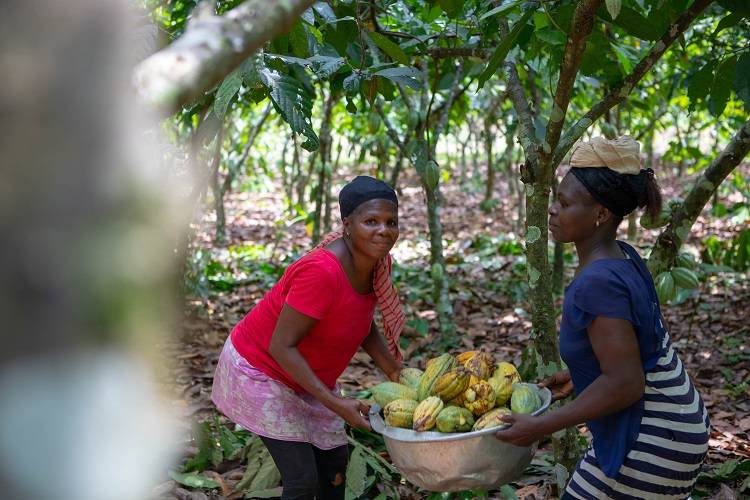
718,0,750,16
288,20,309,58
313,1,337,24
346,447,368,498
263,71,319,151
687,62,715,110
605,0,622,19
168,471,220,489
214,69,242,120
438,0,464,18
478,9,534,89
373,67,422,89
713,13,743,36
605,6,662,40
734,52,750,110
499,484,518,499
308,55,346,78
708,56,737,117
480,0,524,21
368,32,409,65
343,73,360,95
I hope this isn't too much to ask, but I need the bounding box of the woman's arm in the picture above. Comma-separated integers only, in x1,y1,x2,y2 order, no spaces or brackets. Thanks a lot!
361,321,401,382
268,303,370,430
496,316,645,446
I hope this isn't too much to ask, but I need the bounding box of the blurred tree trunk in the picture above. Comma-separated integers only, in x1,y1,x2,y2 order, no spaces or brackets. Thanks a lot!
324,141,343,233
312,88,338,244
211,123,227,243
481,117,495,212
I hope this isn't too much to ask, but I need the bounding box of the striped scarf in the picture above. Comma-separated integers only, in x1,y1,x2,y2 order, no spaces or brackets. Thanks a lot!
316,232,404,362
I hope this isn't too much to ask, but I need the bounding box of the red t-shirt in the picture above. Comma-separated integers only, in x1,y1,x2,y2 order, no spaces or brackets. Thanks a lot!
230,248,377,393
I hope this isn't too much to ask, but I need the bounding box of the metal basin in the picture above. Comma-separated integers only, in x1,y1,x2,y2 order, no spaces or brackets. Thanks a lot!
369,387,552,492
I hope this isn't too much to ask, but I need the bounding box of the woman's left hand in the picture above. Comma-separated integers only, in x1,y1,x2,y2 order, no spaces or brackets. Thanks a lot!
494,413,546,447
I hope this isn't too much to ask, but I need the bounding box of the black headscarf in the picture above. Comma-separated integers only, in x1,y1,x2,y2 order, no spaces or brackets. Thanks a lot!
339,175,398,219
570,167,654,218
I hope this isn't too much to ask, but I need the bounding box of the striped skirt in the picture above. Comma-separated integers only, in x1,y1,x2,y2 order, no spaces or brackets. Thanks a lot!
566,336,710,499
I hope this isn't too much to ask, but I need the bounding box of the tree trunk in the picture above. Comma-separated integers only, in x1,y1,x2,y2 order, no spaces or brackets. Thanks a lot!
551,177,564,295
459,131,468,186
423,62,463,338
312,89,338,244
211,123,227,244
288,135,300,213
324,141,343,233
648,118,750,275
481,118,495,212
389,149,404,191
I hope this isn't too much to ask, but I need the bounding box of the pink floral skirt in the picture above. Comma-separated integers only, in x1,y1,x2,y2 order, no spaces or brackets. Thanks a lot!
211,337,347,450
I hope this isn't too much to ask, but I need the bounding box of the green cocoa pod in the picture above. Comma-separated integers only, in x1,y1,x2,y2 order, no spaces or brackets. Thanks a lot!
371,382,417,408
398,368,424,390
384,399,418,428
675,253,696,270
430,263,444,281
423,160,440,191
418,353,456,401
436,406,475,433
368,111,380,133
671,267,699,289
510,383,542,414
640,208,670,229
655,271,676,303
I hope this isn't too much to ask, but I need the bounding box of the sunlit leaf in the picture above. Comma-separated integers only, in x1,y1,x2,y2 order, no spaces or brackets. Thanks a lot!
478,10,534,89
368,32,409,65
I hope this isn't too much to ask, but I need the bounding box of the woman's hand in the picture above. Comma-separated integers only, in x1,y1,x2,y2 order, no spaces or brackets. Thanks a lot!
334,397,372,431
494,413,546,447
539,370,574,402
387,367,401,383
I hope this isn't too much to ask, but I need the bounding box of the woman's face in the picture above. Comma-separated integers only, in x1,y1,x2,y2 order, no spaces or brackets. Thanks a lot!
344,199,399,260
548,172,602,243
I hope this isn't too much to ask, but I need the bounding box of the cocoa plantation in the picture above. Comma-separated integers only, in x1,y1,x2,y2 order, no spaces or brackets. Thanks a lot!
2,0,749,499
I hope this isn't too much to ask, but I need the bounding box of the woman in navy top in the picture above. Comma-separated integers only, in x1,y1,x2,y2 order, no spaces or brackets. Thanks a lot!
496,137,710,499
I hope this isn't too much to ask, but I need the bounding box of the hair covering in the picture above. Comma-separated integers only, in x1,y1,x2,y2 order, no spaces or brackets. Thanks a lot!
568,136,654,218
339,175,398,219
570,136,641,174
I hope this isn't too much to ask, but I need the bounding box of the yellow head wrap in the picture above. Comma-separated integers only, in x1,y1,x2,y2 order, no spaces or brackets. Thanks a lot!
569,136,641,175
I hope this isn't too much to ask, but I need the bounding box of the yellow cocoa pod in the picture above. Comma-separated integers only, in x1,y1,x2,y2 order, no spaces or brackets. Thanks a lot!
398,367,424,390
370,382,417,408
472,407,511,431
455,351,478,365
463,380,496,416
436,406,475,433
413,396,444,431
417,353,456,401
383,399,418,429
431,367,471,402
464,351,494,380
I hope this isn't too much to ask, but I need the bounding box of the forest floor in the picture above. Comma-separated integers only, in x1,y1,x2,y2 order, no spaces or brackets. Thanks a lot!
154,164,750,500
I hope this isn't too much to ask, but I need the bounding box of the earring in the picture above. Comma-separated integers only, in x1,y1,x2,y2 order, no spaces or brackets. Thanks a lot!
595,220,600,227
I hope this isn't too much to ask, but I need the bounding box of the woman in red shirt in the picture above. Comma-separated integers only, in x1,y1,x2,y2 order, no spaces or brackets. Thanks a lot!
212,176,403,499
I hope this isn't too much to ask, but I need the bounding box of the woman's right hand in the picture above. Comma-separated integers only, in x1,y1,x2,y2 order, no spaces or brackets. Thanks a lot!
539,370,574,401
334,397,372,431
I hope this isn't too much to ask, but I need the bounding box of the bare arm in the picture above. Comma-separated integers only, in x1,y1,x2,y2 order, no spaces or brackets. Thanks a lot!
361,321,401,382
496,316,645,446
268,303,370,429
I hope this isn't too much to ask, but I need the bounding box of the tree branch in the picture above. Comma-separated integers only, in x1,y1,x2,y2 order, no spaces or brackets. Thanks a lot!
423,47,493,59
553,0,712,167
543,0,602,164
133,0,316,115
431,61,465,156
648,117,750,275
374,101,409,158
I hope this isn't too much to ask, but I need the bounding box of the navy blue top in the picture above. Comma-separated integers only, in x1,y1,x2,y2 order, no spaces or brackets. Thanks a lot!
559,241,668,478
